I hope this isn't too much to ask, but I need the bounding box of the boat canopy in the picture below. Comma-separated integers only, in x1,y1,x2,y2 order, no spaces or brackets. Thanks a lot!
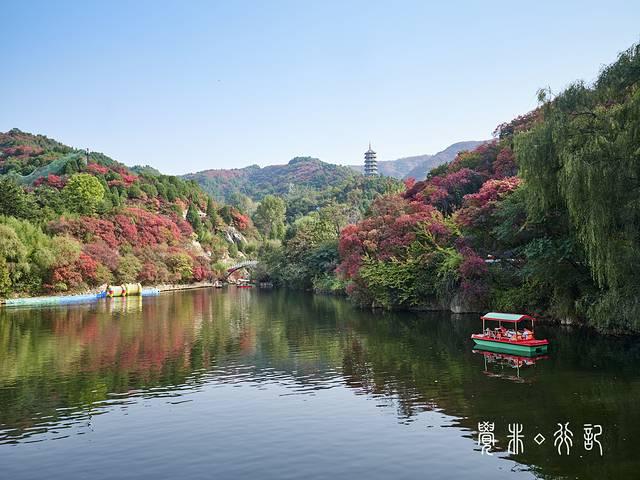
481,312,535,323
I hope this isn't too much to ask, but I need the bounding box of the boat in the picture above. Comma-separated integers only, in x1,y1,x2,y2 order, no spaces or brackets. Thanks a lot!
236,278,253,288
471,312,548,356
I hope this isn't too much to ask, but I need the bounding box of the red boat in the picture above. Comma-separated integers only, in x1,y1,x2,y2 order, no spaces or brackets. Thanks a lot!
471,312,549,356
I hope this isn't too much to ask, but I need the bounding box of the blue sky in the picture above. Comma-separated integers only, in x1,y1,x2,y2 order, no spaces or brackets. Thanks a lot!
2,1,639,174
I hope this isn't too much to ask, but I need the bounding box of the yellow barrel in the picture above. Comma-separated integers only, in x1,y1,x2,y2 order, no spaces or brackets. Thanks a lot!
124,283,142,296
107,283,143,297
107,285,125,297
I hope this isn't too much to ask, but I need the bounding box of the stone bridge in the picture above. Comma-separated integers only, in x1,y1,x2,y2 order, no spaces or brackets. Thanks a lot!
224,260,258,278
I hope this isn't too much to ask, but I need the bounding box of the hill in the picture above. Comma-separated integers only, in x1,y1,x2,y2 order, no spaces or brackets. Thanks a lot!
0,129,253,297
183,156,359,202
403,141,487,180
347,140,487,180
184,156,402,225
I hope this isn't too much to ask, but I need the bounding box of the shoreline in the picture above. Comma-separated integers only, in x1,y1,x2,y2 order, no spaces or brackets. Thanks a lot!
0,281,220,306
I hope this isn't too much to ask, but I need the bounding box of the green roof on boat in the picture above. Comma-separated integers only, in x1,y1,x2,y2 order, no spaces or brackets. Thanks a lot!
481,312,535,323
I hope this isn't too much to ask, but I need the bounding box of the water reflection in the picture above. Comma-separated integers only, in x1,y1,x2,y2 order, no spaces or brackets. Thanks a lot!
473,350,548,383
0,289,638,479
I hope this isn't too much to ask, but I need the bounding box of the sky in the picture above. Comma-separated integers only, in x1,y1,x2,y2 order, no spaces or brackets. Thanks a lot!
2,1,639,175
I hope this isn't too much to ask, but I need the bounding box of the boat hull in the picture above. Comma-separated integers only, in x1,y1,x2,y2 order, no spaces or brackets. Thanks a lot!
471,338,548,356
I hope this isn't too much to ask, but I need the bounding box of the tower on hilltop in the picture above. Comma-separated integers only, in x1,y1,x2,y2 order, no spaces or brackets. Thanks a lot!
364,142,378,177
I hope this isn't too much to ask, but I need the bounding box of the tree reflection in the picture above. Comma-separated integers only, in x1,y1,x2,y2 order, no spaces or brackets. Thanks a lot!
0,289,639,478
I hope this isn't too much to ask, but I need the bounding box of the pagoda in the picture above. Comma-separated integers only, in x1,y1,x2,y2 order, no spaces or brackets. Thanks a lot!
364,142,378,177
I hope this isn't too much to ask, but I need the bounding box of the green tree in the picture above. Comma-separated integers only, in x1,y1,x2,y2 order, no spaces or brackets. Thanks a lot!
0,177,39,220
206,197,219,226
116,254,142,283
0,257,10,296
168,253,193,282
186,204,203,231
62,174,105,215
0,224,29,289
515,43,640,331
254,195,286,240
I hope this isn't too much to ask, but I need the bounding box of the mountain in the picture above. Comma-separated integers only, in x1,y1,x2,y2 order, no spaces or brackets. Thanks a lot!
403,141,487,180
348,155,427,178
347,140,487,180
183,156,360,201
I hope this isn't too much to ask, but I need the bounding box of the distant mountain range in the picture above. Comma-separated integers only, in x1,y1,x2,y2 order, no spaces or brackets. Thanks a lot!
347,140,487,180
183,141,487,203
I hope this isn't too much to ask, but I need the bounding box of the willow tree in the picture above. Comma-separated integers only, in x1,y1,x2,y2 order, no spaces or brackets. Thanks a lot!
515,43,640,332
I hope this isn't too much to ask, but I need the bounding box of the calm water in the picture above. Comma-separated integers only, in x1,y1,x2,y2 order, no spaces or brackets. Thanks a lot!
0,289,638,480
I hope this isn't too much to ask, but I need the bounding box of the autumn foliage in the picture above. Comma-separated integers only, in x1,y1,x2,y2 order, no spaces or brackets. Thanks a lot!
338,141,522,309
0,129,252,295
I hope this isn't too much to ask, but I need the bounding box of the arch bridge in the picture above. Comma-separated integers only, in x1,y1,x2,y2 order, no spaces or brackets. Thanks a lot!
224,260,258,279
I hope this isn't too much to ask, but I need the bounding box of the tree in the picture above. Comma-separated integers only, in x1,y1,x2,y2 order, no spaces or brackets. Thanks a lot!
168,252,193,282
206,197,219,226
62,174,105,215
0,224,28,289
514,42,640,331
0,177,39,220
116,253,142,283
254,195,286,240
186,203,203,234
0,257,10,296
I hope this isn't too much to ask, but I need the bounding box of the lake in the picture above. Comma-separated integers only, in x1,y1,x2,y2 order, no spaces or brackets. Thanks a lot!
0,288,638,479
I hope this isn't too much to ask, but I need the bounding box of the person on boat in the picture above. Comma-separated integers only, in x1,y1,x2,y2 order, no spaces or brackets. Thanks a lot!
522,328,533,340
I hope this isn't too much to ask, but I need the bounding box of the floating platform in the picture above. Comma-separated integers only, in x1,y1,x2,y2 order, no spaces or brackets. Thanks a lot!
2,287,160,308
3,293,103,308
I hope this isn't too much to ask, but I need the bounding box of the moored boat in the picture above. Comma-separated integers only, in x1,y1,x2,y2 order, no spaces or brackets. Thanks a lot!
236,278,253,288
471,312,548,356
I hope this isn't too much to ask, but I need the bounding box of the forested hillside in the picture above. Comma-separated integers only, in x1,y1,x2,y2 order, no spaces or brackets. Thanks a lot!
184,157,357,200
329,42,640,334
185,156,402,222
0,129,257,297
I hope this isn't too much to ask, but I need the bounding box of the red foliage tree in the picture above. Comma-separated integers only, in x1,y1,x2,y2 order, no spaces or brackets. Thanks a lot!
458,247,489,303
83,241,121,271
232,211,250,231
34,174,67,189
492,147,518,178
455,176,521,228
77,252,99,281
50,264,83,290
124,207,183,246
338,195,449,280
86,163,109,175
